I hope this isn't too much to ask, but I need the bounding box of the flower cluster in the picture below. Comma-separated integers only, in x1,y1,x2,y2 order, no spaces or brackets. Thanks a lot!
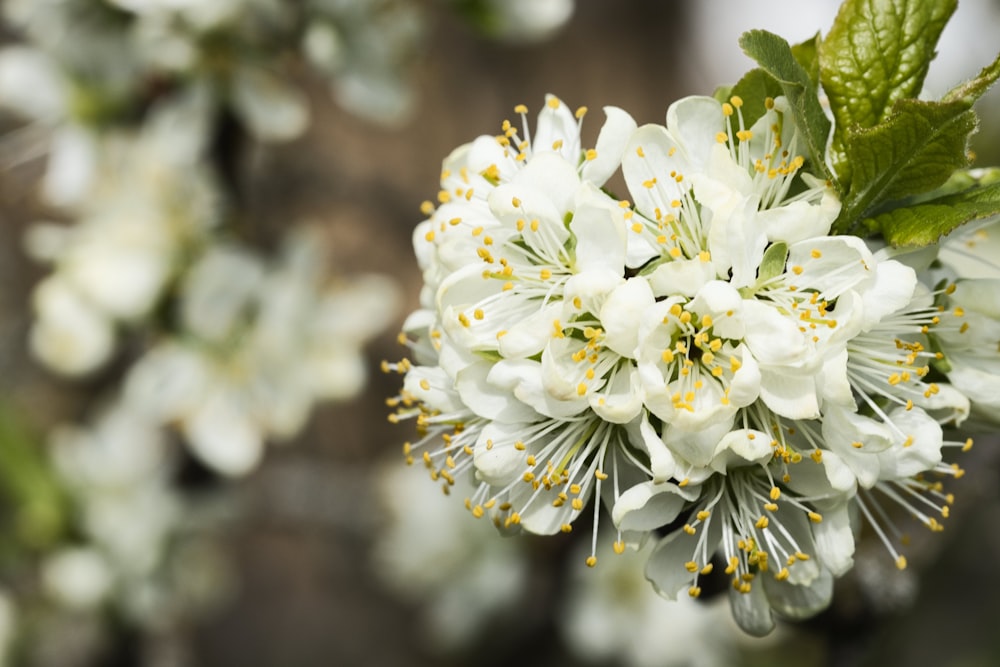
390,90,994,634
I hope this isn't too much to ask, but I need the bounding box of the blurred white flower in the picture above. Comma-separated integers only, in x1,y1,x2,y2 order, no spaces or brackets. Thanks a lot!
25,95,218,375
372,461,528,649
448,0,575,43
41,547,115,611
125,227,399,476
561,538,754,667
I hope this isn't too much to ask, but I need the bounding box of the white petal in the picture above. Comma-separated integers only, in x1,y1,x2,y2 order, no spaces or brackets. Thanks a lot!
629,413,676,482
497,301,563,359
953,278,1000,318
600,277,654,358
570,183,628,273
533,94,581,164
875,407,943,481
589,364,644,424
645,517,721,600
758,369,819,420
742,299,810,368
710,428,772,472
689,280,745,339
502,151,580,220
757,197,837,244
810,500,855,576
665,96,724,172
788,235,875,297
622,124,686,221
488,359,588,419
728,577,775,637
611,481,692,532
458,361,540,422
581,106,637,186
473,422,529,487
860,258,917,330
761,567,833,621
647,258,715,298
660,419,734,468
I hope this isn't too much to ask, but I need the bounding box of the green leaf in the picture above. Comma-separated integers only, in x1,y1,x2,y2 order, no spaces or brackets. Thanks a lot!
712,84,734,105
791,33,821,84
819,0,957,180
727,68,783,131
0,404,69,551
739,29,833,183
944,51,1000,105
833,97,976,232
871,179,1000,247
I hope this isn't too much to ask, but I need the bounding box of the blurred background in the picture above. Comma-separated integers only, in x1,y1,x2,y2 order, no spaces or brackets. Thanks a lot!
1,1,999,666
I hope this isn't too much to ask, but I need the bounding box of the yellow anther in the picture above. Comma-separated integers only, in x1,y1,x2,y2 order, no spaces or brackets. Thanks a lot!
810,249,822,258
613,541,626,555
755,516,769,529
896,556,908,570
585,555,597,567
769,487,781,501
808,512,823,523
585,149,598,161
696,510,711,521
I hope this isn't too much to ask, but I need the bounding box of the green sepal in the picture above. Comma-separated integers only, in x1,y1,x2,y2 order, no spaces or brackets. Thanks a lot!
757,241,789,283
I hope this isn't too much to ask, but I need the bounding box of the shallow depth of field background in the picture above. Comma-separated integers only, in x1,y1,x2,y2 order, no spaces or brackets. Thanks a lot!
2,1,1000,666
